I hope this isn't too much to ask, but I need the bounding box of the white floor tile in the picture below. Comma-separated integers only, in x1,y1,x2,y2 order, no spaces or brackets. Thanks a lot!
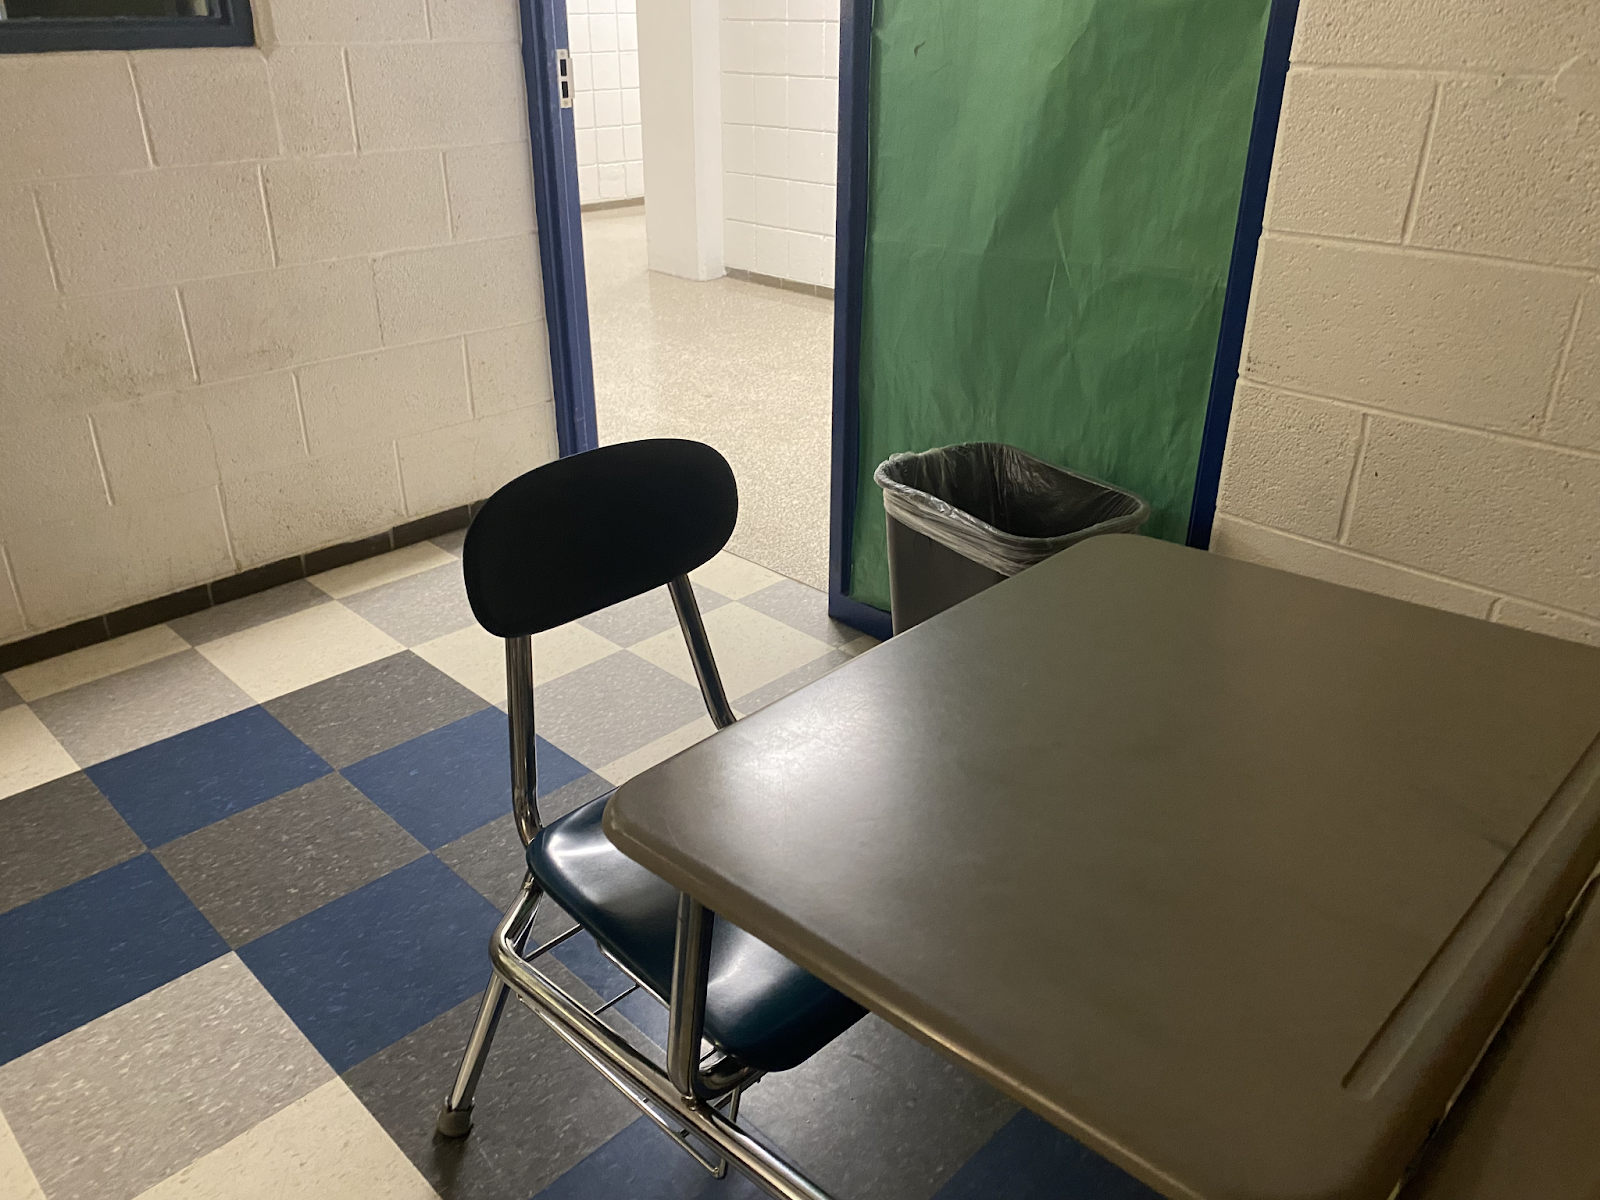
630,602,831,700
414,621,621,705
690,551,786,600
130,1079,437,1200
0,1109,44,1200
596,714,715,785
196,604,402,702
0,707,80,800
308,542,459,600
4,625,189,703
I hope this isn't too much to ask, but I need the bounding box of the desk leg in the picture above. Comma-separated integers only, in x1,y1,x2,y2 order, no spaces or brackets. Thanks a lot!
667,892,716,1100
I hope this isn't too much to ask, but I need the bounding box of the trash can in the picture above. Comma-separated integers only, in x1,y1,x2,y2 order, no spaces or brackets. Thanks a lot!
874,443,1150,633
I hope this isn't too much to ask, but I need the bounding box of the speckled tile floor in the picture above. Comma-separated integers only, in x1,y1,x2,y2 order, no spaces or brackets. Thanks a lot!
0,537,1158,1200
585,206,833,591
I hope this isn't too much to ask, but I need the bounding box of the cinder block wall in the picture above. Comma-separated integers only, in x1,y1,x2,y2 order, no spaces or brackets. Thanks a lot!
1214,1,1600,645
0,0,558,647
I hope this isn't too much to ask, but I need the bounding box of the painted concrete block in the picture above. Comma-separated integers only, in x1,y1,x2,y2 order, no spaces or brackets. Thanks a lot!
264,151,450,264
132,50,280,167
0,415,107,538
1412,78,1600,269
1267,69,1434,243
373,234,541,344
0,290,194,423
7,489,233,630
466,324,553,415
92,393,220,504
1245,236,1581,434
221,444,404,567
0,187,56,305
0,54,148,182
1345,417,1600,617
346,43,525,151
197,373,310,480
1217,383,1363,541
263,0,427,45
1292,0,1600,73
183,260,382,380
295,339,471,455
267,46,355,158
38,165,272,294
1210,514,1495,618
1545,280,1600,452
444,144,537,242
395,406,557,516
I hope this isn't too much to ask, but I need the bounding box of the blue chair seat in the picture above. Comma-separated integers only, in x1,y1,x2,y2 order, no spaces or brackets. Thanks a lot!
528,794,865,1073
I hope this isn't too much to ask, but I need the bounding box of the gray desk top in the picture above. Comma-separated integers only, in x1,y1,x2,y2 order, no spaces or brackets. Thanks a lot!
605,536,1600,1200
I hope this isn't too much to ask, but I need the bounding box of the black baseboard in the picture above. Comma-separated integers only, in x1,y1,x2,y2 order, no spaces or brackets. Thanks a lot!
0,503,481,674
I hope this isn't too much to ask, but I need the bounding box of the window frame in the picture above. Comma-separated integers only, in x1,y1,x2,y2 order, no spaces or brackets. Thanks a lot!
0,0,253,54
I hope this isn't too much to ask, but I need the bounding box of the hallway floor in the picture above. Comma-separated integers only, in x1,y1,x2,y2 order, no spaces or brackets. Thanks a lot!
584,207,833,590
0,537,1156,1199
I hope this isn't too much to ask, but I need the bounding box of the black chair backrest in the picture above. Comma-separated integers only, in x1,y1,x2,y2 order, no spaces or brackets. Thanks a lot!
463,439,738,637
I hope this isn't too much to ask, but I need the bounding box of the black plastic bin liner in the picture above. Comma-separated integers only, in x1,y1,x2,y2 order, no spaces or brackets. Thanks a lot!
874,443,1149,631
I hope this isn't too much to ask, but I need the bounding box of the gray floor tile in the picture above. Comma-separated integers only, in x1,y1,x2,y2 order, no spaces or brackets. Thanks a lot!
0,954,333,1200
0,676,21,711
431,529,467,557
436,772,614,912
341,562,476,647
740,1016,1018,1200
343,988,639,1200
263,651,488,770
533,651,707,769
169,580,330,646
155,774,427,947
30,650,255,767
576,584,728,648
741,578,865,648
734,647,855,716
0,772,145,915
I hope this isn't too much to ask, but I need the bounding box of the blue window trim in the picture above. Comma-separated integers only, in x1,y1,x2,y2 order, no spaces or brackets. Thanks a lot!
520,0,599,458
0,0,254,52
1185,0,1300,548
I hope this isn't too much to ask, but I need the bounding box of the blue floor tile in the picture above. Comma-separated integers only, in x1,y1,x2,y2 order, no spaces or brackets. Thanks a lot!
88,707,330,846
0,854,227,1065
238,854,500,1072
931,1110,1162,1200
343,709,588,849
533,1115,768,1200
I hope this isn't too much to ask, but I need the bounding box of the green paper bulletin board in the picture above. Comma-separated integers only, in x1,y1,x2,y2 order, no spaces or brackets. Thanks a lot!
847,0,1274,610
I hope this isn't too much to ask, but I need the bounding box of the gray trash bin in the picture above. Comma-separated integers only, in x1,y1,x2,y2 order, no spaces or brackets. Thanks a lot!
874,442,1149,633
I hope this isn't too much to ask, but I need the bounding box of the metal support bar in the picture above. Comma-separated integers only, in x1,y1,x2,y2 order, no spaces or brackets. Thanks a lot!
667,893,717,1099
488,889,833,1200
668,575,737,729
505,635,541,845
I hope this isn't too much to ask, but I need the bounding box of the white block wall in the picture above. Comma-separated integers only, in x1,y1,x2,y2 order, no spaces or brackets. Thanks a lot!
720,0,839,288
0,0,559,646
1214,0,1600,646
568,0,645,203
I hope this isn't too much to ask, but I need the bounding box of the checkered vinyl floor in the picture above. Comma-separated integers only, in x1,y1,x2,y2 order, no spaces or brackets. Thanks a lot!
0,536,1157,1200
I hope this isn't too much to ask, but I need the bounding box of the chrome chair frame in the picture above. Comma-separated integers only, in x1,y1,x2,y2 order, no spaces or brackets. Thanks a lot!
436,576,835,1200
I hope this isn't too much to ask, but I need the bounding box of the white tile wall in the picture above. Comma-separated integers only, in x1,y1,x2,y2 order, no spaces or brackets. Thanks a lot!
720,0,839,288
567,0,644,203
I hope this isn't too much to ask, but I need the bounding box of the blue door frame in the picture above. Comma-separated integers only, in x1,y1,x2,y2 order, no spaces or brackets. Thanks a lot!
521,0,599,457
523,0,1297,640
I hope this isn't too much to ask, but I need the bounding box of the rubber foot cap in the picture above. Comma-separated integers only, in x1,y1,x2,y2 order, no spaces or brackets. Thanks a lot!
436,1105,474,1138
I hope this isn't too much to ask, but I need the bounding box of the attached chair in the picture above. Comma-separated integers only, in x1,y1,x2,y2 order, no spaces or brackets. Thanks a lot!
435,438,865,1198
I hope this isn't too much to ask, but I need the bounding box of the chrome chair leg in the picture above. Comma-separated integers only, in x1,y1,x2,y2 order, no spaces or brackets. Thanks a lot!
436,878,544,1138
436,975,513,1136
